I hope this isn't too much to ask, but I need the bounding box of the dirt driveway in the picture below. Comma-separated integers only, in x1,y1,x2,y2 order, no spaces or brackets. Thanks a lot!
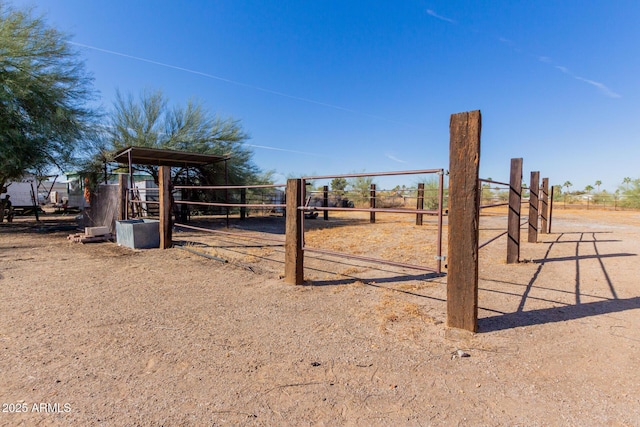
1,209,639,426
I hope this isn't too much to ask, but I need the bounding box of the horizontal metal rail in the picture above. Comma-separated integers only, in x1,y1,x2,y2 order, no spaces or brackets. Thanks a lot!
303,168,443,181
174,184,286,190
300,206,439,215
174,222,285,244
479,202,509,209
174,200,285,209
302,247,439,273
130,200,160,204
479,178,510,187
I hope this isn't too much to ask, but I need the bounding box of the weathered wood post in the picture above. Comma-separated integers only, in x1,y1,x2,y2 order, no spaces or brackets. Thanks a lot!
159,165,172,249
240,188,247,220
416,183,425,225
285,179,304,285
528,171,540,243
549,185,555,233
118,174,128,221
447,110,481,332
369,184,376,224
323,185,329,221
540,178,549,234
507,158,523,264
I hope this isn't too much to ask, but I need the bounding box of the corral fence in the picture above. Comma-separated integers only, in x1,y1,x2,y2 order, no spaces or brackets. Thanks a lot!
117,110,557,333
169,183,287,245
282,169,446,287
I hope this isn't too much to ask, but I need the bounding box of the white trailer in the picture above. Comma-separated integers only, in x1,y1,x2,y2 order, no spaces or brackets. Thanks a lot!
1,179,38,208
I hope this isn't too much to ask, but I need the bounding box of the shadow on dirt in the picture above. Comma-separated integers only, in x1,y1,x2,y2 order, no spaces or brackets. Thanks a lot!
0,216,79,234
479,230,638,332
479,296,640,332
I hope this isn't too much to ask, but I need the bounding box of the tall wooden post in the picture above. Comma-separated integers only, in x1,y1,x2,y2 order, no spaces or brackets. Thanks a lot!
507,158,523,264
323,185,329,221
540,178,549,234
118,174,128,221
285,179,304,285
369,184,376,224
240,188,246,220
528,171,540,243
416,183,425,225
447,110,481,332
549,186,555,233
159,166,172,249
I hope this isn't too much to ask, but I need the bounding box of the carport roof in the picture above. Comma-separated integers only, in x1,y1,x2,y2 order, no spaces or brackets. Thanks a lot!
112,146,230,167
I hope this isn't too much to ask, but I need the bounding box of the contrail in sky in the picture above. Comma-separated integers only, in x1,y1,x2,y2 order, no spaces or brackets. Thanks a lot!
425,9,621,98
69,41,415,127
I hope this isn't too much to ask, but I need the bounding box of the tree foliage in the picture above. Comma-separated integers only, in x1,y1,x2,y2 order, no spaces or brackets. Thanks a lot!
103,89,262,185
0,4,95,191
330,177,348,194
619,178,640,209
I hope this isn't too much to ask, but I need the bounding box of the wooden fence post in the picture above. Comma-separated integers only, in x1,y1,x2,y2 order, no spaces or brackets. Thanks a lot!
285,179,304,285
240,188,246,220
323,185,329,221
369,184,376,224
416,183,425,225
159,166,172,249
540,178,549,234
549,186,554,233
118,174,128,221
447,110,481,332
507,158,523,264
528,171,540,243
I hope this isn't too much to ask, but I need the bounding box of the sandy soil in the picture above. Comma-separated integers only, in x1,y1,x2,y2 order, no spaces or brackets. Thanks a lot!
1,208,639,426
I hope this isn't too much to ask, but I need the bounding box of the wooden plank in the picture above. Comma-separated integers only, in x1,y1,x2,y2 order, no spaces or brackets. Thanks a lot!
416,183,425,226
528,171,540,243
369,184,376,224
540,177,549,234
507,158,523,264
285,179,304,285
159,166,172,249
447,110,481,332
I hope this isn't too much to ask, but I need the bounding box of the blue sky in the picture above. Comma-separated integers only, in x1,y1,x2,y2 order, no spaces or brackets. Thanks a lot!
14,0,640,191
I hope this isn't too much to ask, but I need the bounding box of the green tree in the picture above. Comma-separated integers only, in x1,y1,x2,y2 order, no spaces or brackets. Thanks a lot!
619,178,640,209
0,4,96,192
563,181,573,194
595,180,602,192
584,185,594,194
347,174,376,206
330,177,348,194
623,177,632,190
104,89,259,185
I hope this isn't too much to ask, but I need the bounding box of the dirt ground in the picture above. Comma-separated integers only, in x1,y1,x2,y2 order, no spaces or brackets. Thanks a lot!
1,208,639,426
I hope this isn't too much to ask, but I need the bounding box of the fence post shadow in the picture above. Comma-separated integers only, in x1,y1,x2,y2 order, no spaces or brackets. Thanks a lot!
478,230,637,333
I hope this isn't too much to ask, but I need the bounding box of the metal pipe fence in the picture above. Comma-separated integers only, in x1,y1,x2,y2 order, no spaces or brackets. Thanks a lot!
298,169,445,274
